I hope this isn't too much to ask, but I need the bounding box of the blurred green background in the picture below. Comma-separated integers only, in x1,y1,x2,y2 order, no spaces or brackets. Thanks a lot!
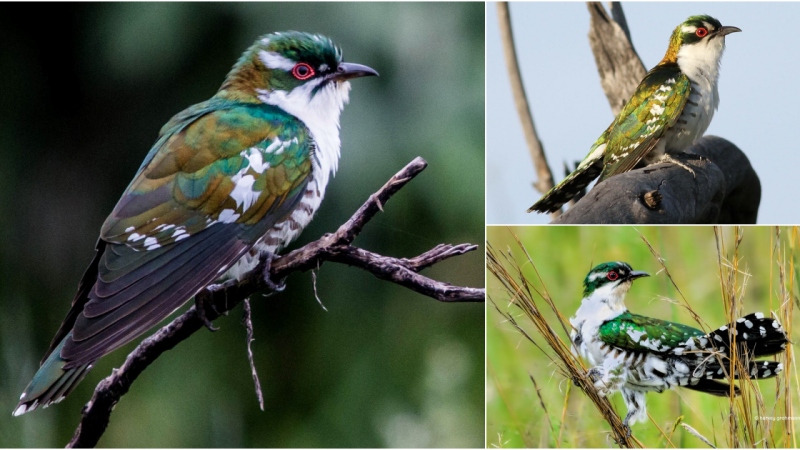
487,226,798,448
0,3,484,447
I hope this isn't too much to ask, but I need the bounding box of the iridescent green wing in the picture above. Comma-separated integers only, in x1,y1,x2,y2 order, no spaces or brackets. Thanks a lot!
599,312,705,353
51,101,314,367
101,102,313,246
598,64,691,181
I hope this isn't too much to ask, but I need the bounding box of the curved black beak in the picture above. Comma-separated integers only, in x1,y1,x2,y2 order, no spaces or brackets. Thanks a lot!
716,26,742,37
333,62,379,81
629,271,650,280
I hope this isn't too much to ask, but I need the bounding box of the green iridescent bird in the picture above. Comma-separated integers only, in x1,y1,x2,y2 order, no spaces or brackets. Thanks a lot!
570,262,789,436
13,31,377,416
528,15,741,214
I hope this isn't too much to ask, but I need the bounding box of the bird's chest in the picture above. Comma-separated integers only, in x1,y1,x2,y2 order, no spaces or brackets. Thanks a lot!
570,299,625,366
664,77,718,153
223,130,339,281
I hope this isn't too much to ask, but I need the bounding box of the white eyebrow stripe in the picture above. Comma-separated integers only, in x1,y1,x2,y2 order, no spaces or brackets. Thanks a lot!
702,21,714,31
681,25,697,34
259,50,295,71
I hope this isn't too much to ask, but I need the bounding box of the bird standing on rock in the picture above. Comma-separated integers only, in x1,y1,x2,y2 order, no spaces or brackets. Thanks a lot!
529,15,741,214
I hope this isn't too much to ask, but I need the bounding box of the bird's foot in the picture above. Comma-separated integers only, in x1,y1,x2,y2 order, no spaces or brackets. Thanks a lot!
261,253,287,292
195,289,219,332
660,154,696,178
587,367,611,396
623,411,634,439
587,367,603,383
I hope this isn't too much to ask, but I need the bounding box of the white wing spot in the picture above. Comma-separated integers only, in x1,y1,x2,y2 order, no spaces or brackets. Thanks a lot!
218,209,240,224
128,233,145,242
242,148,271,173
649,104,665,116
144,237,161,251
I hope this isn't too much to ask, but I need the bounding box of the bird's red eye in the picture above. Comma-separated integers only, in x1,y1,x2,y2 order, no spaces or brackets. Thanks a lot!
292,63,314,80
607,271,619,281
696,28,708,37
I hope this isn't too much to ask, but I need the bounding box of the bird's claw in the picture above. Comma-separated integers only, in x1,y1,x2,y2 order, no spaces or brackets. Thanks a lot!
195,290,219,332
261,254,287,292
661,154,696,178
623,411,634,440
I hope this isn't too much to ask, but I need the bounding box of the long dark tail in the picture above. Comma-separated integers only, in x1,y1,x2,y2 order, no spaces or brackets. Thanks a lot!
527,156,603,214
13,334,93,416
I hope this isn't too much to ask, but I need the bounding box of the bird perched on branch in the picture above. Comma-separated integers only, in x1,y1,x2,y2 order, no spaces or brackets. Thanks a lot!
528,15,741,214
13,31,377,416
570,262,789,437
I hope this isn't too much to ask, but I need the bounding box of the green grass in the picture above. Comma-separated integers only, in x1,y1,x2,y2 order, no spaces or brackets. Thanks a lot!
487,226,799,448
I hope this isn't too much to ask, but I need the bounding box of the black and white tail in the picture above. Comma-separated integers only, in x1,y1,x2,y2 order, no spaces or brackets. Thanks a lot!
674,312,788,396
702,312,789,358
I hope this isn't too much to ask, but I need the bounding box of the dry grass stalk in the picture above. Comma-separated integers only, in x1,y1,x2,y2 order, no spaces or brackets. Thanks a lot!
486,231,635,448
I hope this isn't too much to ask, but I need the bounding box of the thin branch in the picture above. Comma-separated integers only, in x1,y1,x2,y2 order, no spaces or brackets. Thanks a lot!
66,157,483,448
496,1,560,219
242,298,264,411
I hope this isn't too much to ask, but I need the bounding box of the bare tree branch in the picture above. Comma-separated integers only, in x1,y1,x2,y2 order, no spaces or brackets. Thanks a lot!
496,1,560,219
66,157,484,448
587,2,646,115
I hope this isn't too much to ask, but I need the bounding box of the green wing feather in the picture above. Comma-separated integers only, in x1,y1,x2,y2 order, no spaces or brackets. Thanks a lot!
101,102,313,249
51,100,314,367
599,312,704,353
528,63,689,214
598,64,691,181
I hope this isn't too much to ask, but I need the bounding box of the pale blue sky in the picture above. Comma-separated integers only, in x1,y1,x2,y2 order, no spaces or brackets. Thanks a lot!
487,2,800,224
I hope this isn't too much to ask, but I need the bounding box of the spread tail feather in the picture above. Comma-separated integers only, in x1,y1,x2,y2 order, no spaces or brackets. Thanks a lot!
702,312,789,358
527,147,605,214
13,334,92,416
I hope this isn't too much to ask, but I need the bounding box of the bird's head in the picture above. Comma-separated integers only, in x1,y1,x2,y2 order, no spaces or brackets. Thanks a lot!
660,15,741,71
582,261,649,301
217,31,378,119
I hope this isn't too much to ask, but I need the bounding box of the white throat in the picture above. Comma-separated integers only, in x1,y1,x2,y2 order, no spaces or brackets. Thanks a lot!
257,79,351,188
676,37,726,94
575,282,630,320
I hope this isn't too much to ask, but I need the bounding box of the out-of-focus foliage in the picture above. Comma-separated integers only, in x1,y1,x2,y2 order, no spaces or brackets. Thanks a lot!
0,3,484,447
487,226,799,448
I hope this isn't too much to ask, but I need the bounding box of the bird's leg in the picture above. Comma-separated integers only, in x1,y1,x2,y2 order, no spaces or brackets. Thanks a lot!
194,288,220,332
261,253,287,292
659,154,696,178
623,410,634,439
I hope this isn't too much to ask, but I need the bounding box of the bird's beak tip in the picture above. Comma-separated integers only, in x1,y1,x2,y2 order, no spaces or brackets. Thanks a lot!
719,26,742,36
335,62,379,80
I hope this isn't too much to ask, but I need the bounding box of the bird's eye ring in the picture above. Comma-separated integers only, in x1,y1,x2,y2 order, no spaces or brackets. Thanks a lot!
292,63,315,80
607,271,619,281
696,28,708,37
